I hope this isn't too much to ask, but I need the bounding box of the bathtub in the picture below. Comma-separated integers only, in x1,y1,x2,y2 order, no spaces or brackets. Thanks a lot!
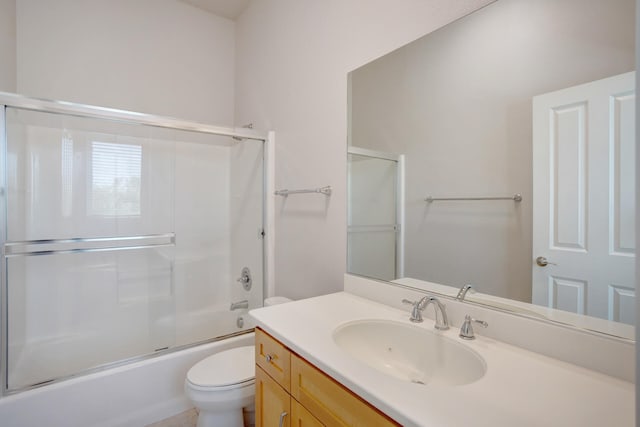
0,330,255,426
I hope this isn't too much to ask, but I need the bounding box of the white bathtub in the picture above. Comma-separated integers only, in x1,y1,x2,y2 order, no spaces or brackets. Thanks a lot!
0,331,255,427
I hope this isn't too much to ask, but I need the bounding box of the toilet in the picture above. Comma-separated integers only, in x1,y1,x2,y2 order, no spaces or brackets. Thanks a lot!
185,297,292,427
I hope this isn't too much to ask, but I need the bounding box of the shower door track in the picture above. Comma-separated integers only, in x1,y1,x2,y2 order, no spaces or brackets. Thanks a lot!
0,92,267,141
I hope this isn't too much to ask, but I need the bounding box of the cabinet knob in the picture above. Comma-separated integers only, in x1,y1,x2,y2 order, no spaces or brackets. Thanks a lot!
265,354,274,363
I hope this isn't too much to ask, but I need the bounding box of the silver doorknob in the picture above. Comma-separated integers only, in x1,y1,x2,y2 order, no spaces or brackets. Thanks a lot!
536,256,557,267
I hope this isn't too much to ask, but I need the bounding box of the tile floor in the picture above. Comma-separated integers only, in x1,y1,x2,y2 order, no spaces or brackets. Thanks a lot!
146,408,198,427
147,407,255,427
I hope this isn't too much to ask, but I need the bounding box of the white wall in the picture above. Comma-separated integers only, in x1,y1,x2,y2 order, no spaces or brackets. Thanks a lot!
16,0,235,125
235,0,495,300
0,0,16,91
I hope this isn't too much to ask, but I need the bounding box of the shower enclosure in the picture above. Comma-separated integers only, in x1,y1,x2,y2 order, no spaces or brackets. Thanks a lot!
0,94,269,394
347,146,404,281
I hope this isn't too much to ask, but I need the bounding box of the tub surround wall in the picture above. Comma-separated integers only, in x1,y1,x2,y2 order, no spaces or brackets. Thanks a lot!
229,137,268,315
4,113,245,389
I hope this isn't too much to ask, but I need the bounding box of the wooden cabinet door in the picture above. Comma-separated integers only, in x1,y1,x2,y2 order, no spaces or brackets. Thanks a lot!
291,354,399,427
256,366,291,427
290,399,324,427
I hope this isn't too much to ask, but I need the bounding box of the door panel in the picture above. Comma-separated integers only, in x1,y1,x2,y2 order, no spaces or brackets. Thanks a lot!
532,72,635,324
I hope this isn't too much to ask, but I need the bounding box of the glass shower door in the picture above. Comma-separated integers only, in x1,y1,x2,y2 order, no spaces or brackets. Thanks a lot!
347,149,402,281
2,103,266,393
4,108,177,390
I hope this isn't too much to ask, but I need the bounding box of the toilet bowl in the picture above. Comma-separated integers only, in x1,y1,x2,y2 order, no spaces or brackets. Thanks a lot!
185,297,292,427
185,345,255,427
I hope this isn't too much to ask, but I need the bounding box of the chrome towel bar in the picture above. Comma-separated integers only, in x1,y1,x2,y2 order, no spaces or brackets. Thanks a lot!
425,193,522,202
274,186,332,196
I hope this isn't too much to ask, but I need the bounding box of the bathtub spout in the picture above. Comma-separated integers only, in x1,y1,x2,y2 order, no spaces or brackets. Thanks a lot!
230,300,249,310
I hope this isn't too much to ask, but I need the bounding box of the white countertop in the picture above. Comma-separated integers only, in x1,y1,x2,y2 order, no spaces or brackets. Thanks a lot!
250,292,634,427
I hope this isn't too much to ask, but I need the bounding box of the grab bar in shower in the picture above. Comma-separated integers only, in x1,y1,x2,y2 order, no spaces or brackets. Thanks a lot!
3,233,176,257
425,194,522,203
274,186,332,196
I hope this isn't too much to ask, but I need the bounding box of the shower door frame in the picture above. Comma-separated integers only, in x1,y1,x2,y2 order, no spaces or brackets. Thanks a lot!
0,92,274,395
347,146,405,280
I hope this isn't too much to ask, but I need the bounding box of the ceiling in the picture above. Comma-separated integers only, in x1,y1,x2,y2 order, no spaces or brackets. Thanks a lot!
179,0,252,20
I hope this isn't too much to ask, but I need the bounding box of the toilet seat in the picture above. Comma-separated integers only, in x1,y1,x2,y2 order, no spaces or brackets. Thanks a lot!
186,345,255,390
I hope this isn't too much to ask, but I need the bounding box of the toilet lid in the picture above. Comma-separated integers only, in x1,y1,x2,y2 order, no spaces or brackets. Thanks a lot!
187,346,255,388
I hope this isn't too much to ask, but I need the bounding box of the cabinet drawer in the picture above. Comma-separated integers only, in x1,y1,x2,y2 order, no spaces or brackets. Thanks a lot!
256,328,291,390
291,354,400,427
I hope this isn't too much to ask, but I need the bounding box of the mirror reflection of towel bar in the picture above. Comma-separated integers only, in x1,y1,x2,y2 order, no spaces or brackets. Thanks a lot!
275,186,332,196
425,194,522,202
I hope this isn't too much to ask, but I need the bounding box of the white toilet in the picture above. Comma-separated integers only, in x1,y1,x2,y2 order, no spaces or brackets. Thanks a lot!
185,297,291,427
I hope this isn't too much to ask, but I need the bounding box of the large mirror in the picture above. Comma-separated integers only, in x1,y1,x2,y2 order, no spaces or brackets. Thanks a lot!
347,0,635,339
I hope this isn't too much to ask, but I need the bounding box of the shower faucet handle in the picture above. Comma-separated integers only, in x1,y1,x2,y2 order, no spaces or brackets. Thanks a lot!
236,267,252,290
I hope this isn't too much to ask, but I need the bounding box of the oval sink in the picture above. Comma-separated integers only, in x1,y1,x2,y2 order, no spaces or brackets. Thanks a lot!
333,319,486,386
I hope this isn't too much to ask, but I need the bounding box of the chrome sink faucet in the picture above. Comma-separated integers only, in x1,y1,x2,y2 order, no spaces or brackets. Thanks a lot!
456,284,474,301
402,296,450,330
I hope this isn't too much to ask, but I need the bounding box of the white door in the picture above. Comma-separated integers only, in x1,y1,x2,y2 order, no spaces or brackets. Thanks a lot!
532,72,635,324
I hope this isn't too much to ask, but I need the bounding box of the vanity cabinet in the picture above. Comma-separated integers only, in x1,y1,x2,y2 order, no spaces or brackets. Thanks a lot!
255,366,292,427
255,327,399,427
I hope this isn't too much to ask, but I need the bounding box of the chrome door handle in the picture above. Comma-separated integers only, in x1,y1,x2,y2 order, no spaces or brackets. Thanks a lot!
278,411,288,427
536,256,557,267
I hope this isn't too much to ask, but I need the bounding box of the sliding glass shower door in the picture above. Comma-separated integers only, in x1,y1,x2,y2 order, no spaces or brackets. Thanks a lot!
2,106,265,392
347,148,403,281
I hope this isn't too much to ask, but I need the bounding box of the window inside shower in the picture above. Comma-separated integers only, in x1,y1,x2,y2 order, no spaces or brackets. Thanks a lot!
1,107,265,393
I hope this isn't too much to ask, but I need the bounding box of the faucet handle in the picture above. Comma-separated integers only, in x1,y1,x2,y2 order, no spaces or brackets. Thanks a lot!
459,314,488,340
401,299,424,322
456,284,476,301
